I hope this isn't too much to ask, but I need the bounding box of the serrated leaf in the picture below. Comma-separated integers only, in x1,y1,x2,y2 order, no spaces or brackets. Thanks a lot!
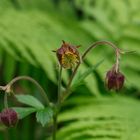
12,107,37,119
36,107,53,127
15,95,44,109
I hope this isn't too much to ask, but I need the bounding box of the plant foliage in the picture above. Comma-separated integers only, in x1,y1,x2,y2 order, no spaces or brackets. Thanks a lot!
0,0,140,140
58,96,140,140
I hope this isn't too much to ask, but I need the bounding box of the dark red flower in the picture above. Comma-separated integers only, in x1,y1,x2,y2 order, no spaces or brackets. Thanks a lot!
0,108,18,127
56,41,80,69
105,69,125,91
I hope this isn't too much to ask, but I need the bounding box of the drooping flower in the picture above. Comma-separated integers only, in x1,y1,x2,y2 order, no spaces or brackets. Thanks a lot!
105,67,125,91
56,41,80,69
0,108,18,127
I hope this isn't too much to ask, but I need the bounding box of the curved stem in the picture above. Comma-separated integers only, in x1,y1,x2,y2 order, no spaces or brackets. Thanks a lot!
62,40,121,102
82,40,119,59
0,76,50,106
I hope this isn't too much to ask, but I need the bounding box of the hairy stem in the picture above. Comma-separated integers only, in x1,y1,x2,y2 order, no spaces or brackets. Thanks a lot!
0,76,50,106
62,40,121,101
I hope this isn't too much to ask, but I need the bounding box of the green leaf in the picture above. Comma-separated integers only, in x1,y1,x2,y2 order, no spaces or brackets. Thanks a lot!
71,59,104,90
15,95,44,109
36,107,53,127
12,107,37,119
57,96,140,140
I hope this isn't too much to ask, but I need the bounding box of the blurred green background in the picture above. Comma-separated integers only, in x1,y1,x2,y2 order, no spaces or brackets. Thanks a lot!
0,0,140,140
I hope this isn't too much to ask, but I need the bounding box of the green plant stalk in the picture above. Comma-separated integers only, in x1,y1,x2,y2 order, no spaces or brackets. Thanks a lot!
52,65,62,140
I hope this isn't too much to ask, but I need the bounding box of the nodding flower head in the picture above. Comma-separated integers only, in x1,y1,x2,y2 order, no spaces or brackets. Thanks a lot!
56,41,80,69
0,108,18,127
105,67,125,91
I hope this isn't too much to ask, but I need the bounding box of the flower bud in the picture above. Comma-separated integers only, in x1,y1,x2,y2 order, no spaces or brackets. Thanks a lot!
0,108,18,127
56,41,80,69
105,69,125,91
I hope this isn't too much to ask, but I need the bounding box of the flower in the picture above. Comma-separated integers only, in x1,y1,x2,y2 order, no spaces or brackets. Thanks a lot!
105,68,125,91
56,41,80,69
0,108,18,127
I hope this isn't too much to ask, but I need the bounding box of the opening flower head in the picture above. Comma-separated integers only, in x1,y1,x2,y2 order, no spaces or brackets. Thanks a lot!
56,41,80,69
